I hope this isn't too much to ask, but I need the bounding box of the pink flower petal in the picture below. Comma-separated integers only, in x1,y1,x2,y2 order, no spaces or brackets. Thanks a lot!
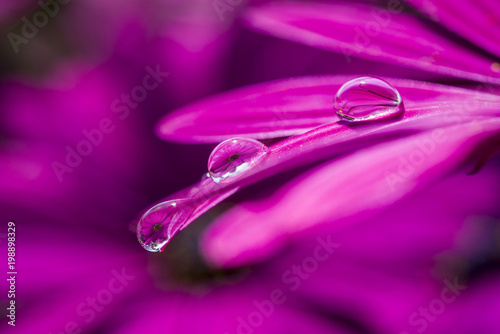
243,3,500,84
408,0,500,59
201,119,500,267
157,75,500,143
154,104,500,249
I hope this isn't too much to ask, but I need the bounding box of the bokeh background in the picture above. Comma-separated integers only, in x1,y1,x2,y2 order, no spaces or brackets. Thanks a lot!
1,0,499,333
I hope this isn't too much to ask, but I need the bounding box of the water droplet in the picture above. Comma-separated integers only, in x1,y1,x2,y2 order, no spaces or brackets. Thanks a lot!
136,199,195,252
334,77,404,122
208,137,270,183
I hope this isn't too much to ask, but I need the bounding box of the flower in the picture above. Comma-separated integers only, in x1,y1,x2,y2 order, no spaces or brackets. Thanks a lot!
2,1,500,334
155,0,500,262
150,0,500,332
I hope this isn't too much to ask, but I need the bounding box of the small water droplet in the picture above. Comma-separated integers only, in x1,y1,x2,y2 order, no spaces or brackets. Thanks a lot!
334,77,404,122
136,199,194,252
208,137,270,183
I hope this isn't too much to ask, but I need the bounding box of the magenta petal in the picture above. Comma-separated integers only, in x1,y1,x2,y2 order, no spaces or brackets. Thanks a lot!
201,119,500,267
151,105,500,243
148,78,500,249
157,75,500,143
243,3,500,84
408,0,500,59
156,76,340,143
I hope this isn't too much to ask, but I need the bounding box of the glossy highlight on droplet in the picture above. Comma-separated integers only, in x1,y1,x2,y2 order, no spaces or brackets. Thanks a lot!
334,76,404,122
136,199,195,252
208,137,270,183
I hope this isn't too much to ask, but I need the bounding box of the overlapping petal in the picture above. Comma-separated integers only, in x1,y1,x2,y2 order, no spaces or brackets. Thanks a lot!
156,103,500,251
157,75,500,143
407,0,500,59
201,119,500,266
242,2,500,84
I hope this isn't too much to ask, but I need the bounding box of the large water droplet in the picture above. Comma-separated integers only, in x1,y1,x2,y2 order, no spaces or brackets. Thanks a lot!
334,77,404,122
208,137,270,183
136,199,195,252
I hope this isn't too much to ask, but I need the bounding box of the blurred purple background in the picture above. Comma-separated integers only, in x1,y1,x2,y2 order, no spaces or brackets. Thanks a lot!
1,0,499,333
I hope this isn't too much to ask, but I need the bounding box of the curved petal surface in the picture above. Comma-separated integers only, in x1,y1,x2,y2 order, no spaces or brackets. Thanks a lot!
407,0,500,59
243,3,500,84
201,119,500,267
157,75,500,143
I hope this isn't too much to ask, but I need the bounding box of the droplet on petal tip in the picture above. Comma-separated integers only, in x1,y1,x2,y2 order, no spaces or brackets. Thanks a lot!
208,137,270,183
334,76,405,122
136,199,195,252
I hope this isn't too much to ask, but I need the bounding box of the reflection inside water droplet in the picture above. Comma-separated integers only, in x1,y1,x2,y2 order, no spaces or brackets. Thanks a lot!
334,77,404,122
136,199,195,252
208,137,270,183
